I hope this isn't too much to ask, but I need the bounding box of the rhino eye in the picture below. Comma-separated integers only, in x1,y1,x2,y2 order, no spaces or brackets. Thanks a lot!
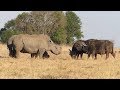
49,40,51,42
48,40,51,43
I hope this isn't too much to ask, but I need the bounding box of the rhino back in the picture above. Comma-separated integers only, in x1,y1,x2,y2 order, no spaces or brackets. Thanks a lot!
21,34,51,53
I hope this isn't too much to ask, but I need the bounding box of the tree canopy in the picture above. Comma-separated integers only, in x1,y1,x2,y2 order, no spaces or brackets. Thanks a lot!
65,11,83,44
0,11,84,44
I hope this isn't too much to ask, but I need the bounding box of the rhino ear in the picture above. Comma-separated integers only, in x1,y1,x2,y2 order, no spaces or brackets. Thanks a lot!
48,40,53,44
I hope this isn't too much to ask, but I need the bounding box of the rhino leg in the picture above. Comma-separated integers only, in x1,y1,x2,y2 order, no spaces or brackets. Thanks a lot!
38,49,46,59
31,49,47,59
15,50,20,58
43,51,50,59
31,53,37,58
15,46,22,58
94,53,97,60
31,54,34,58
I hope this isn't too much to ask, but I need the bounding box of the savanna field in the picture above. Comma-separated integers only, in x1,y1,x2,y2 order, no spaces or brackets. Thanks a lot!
0,43,120,79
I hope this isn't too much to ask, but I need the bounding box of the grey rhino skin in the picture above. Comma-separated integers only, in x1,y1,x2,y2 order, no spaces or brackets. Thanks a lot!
7,34,61,58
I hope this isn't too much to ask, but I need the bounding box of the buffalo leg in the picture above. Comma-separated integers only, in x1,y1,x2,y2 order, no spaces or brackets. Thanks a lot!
76,53,79,59
88,53,91,59
106,52,109,59
92,51,95,59
80,53,83,60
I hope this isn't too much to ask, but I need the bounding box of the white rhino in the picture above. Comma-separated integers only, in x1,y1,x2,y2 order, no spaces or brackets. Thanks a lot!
7,34,61,58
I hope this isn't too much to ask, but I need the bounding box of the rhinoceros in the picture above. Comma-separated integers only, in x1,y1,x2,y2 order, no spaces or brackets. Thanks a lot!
7,34,61,58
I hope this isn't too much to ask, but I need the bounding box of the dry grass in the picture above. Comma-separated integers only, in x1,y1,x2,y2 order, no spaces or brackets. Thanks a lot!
0,44,120,79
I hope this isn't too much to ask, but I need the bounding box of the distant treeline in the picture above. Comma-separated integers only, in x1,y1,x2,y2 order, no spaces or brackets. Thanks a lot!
0,11,83,45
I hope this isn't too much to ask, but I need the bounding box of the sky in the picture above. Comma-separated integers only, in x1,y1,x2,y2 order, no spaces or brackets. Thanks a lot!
0,11,120,47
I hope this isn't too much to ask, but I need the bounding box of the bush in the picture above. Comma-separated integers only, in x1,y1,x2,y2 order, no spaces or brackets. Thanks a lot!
0,29,22,43
51,28,67,44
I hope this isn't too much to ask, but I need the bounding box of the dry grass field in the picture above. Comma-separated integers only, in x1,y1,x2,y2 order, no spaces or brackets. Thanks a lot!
0,44,120,79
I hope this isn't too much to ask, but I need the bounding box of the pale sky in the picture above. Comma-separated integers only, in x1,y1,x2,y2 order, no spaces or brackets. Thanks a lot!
0,11,120,47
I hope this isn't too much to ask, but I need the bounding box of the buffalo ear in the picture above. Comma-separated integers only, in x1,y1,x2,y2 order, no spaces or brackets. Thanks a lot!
69,49,72,53
69,49,71,52
69,49,72,55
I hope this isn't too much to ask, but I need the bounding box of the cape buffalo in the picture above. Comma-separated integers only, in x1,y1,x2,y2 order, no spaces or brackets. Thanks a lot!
7,34,61,58
69,40,88,59
69,39,115,60
85,39,115,59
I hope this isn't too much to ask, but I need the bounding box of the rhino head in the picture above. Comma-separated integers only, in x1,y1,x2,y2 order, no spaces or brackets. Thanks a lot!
47,40,61,55
50,45,62,55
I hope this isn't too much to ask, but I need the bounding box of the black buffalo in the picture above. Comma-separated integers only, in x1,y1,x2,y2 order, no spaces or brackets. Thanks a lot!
69,40,88,59
85,39,115,59
69,39,115,60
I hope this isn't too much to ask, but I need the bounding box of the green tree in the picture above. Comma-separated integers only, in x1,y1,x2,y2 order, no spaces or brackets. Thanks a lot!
50,11,67,44
1,11,84,45
4,19,15,30
0,29,21,43
15,12,32,34
14,11,67,36
51,28,67,44
30,11,66,36
14,11,67,44
65,11,83,44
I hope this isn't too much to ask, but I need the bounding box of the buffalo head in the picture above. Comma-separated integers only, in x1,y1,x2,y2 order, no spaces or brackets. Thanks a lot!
69,41,88,59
